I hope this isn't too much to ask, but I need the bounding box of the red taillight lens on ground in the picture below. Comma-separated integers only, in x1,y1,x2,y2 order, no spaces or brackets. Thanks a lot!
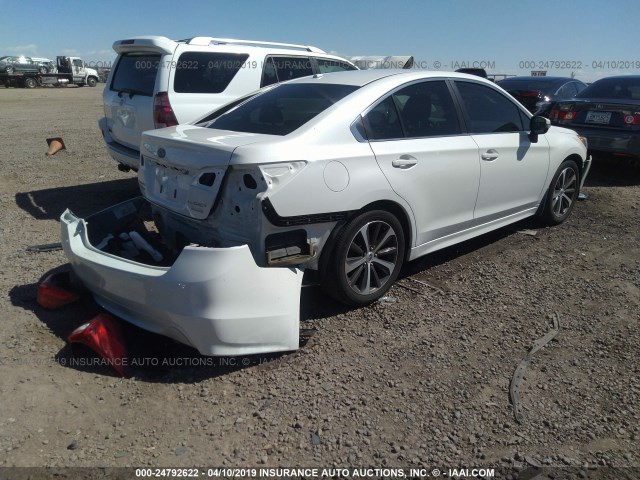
37,272,81,309
153,92,178,128
67,313,131,378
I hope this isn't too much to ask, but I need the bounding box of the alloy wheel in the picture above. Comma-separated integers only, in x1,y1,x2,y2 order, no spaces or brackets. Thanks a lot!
344,220,399,295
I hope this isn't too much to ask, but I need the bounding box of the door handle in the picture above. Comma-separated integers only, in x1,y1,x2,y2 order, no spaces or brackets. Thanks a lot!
392,155,417,169
481,149,499,161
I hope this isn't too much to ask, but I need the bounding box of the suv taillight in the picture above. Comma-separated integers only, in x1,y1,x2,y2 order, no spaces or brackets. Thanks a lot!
153,92,178,128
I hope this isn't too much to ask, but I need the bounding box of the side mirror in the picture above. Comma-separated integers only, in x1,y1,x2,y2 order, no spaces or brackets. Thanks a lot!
529,115,550,143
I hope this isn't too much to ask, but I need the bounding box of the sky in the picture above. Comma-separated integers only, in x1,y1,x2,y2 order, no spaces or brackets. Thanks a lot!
2,0,639,82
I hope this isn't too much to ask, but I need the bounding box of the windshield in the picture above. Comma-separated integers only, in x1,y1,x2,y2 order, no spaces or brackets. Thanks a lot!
577,77,640,100
209,82,360,135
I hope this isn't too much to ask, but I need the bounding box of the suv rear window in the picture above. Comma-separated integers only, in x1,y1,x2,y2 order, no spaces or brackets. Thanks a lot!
111,54,160,96
209,83,359,135
174,52,249,93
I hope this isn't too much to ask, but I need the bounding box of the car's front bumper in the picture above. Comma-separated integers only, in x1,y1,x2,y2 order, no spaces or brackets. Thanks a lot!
60,197,304,356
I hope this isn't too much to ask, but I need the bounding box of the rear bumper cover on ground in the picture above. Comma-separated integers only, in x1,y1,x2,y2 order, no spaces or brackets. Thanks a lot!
60,198,304,356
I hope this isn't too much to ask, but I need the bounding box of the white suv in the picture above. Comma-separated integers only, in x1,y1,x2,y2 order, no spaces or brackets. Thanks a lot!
99,36,357,171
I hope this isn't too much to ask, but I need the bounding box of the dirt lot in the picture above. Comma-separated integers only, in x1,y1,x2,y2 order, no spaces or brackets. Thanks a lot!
0,85,638,478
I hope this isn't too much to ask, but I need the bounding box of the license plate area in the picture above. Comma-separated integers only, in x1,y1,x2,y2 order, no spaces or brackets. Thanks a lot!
586,111,612,125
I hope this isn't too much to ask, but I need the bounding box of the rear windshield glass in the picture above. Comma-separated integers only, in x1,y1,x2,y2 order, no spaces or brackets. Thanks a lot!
208,83,359,135
111,54,160,96
174,52,249,93
577,77,640,100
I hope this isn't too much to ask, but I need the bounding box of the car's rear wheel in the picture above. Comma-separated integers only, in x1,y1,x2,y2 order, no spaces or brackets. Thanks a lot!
322,210,405,306
6,66,14,74
541,159,580,225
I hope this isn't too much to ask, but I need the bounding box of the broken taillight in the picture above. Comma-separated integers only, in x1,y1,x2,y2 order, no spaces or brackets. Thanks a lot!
153,92,178,128
67,313,131,378
37,272,81,309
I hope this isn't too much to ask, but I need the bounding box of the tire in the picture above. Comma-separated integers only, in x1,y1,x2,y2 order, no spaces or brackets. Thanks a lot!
87,77,97,87
38,66,47,74
540,159,580,225
322,210,405,306
5,66,14,74
24,77,37,89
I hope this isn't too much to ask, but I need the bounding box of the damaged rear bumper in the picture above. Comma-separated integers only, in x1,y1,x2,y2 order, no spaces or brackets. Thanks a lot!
60,197,304,356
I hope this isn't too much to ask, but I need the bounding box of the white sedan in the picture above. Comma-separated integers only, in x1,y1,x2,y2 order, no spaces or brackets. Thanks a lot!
62,70,590,355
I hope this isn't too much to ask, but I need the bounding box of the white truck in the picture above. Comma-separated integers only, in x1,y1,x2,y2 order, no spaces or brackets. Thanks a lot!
0,56,99,88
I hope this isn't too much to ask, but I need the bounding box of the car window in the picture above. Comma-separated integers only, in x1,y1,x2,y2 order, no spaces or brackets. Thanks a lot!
394,81,461,138
578,77,640,100
455,81,525,133
556,83,575,98
111,53,160,96
362,96,403,140
209,82,359,135
174,52,249,94
315,58,357,73
260,56,313,87
261,57,278,87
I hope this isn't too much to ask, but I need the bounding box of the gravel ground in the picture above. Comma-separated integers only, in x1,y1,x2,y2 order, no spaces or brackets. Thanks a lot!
0,85,638,479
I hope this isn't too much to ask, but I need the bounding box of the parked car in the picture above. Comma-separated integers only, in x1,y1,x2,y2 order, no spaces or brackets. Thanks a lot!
497,76,587,116
62,70,590,356
100,36,358,172
31,57,57,73
549,75,640,160
0,55,47,74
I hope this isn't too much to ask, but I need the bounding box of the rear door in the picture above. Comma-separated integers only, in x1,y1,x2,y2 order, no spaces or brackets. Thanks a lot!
365,80,481,247
453,80,549,221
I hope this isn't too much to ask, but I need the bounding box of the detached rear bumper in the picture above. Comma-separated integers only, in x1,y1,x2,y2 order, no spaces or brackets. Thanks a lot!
60,198,303,356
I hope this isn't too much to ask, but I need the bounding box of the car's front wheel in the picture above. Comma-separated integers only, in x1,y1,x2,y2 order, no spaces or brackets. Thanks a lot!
38,66,47,74
541,159,580,225
322,210,405,306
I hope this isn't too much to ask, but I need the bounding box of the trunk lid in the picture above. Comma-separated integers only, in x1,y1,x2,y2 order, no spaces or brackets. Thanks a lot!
552,98,640,130
140,126,273,219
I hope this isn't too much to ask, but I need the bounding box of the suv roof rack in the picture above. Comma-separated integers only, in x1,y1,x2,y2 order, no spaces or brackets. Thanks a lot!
183,36,325,53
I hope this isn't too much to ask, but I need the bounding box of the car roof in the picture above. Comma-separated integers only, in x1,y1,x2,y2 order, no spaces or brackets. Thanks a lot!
498,76,577,82
284,69,496,87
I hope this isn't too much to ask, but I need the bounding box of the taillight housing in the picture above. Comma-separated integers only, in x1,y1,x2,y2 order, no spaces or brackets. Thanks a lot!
153,92,178,128
550,103,575,123
623,114,640,125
